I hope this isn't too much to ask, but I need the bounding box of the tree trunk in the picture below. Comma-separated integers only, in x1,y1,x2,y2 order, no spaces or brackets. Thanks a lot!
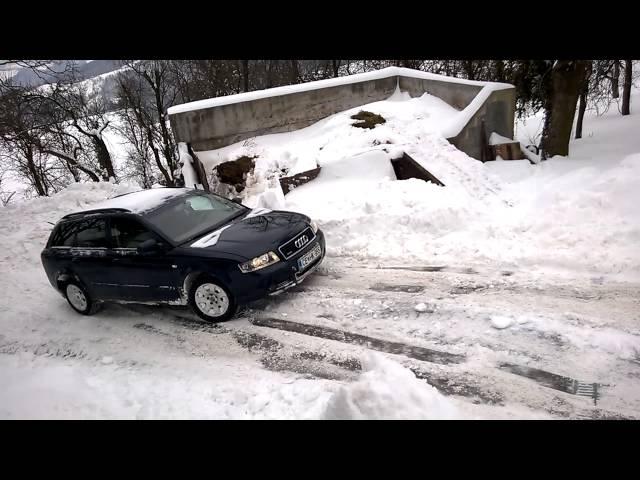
332,60,340,78
266,61,274,88
575,89,588,140
540,60,590,157
25,146,47,196
612,60,620,99
146,127,171,186
575,62,592,140
494,60,505,82
290,60,299,84
92,135,116,180
622,60,632,116
242,60,249,92
151,70,177,184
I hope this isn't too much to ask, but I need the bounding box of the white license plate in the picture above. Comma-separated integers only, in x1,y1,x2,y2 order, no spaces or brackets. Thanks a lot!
297,244,321,270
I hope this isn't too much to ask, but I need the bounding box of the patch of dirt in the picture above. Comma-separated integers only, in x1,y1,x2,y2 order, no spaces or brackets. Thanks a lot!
370,282,424,293
351,111,386,129
213,155,257,193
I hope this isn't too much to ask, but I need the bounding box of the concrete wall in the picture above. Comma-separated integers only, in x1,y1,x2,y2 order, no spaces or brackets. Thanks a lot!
170,77,398,152
397,76,482,110
447,88,515,160
169,71,516,161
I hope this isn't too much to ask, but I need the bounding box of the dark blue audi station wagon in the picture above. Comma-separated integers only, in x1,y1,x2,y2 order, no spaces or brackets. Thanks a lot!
41,188,325,322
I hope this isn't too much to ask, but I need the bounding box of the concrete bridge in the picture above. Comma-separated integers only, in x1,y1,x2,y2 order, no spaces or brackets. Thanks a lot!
168,66,516,163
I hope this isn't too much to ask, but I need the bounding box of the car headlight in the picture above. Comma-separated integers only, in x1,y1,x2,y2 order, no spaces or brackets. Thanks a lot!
309,219,318,234
238,251,280,273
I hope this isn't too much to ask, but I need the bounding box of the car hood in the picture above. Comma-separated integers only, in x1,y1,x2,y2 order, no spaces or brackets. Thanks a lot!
186,208,311,260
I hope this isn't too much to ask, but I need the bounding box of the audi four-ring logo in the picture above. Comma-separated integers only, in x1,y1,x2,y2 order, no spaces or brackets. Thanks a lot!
294,235,309,249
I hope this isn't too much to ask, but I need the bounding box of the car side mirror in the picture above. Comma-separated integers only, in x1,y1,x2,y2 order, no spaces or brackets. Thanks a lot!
137,238,164,254
231,197,243,204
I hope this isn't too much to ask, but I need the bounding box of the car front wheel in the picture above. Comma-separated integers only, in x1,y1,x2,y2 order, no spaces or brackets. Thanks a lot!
189,277,237,322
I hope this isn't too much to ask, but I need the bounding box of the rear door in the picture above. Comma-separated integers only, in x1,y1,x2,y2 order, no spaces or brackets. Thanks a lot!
106,216,181,302
58,216,113,299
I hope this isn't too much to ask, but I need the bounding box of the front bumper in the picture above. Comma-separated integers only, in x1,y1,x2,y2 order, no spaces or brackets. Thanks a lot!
268,245,325,296
230,229,326,304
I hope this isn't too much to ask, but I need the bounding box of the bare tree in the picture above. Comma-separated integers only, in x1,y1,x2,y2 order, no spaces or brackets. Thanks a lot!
575,61,593,139
0,80,57,195
26,69,117,181
116,61,180,186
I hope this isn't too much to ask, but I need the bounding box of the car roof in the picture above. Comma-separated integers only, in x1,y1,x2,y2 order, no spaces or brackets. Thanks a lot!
62,187,195,220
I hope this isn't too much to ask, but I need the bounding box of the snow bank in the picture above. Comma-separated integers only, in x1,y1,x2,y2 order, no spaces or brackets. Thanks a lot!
322,353,462,420
0,182,139,274
0,354,334,420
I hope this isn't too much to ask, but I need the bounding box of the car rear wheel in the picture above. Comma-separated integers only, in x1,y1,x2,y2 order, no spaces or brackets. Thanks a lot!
189,277,237,323
64,281,100,315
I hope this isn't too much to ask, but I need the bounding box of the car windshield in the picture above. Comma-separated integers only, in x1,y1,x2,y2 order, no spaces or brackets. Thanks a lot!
144,192,247,244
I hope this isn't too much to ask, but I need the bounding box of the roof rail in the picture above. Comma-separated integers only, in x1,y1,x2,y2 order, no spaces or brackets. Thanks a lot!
62,208,131,219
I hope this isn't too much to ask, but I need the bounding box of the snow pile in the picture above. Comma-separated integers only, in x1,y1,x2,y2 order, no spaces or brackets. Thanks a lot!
197,89,462,179
322,353,462,420
199,90,512,263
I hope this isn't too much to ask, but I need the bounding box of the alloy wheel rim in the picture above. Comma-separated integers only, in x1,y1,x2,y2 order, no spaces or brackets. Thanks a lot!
195,283,230,317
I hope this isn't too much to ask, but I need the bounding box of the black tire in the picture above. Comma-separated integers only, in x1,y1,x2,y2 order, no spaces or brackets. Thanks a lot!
189,276,237,323
63,280,101,315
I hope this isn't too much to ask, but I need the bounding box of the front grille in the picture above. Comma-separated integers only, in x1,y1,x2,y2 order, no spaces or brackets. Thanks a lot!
279,227,315,259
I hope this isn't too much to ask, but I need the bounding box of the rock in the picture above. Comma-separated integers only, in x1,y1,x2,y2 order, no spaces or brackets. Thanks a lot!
414,303,428,313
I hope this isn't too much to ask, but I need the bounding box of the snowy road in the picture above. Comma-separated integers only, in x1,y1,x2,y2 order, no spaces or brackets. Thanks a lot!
2,251,638,419
235,258,640,418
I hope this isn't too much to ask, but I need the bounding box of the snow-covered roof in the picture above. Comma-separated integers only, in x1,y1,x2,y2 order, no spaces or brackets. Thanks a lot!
70,187,191,215
167,67,514,115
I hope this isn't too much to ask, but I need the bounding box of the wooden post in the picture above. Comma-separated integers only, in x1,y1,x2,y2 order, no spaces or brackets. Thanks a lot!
186,143,210,192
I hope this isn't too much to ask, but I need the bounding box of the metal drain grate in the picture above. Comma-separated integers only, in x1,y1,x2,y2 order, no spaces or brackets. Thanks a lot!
499,362,609,405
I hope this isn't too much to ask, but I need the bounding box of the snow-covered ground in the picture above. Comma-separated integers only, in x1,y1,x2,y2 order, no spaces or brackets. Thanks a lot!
1,86,639,419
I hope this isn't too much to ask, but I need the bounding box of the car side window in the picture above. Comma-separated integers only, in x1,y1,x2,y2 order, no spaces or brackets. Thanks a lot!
51,221,78,247
75,218,109,248
51,218,108,248
110,217,160,249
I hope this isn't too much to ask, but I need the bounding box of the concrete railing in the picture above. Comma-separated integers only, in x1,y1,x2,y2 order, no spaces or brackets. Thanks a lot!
168,67,515,161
